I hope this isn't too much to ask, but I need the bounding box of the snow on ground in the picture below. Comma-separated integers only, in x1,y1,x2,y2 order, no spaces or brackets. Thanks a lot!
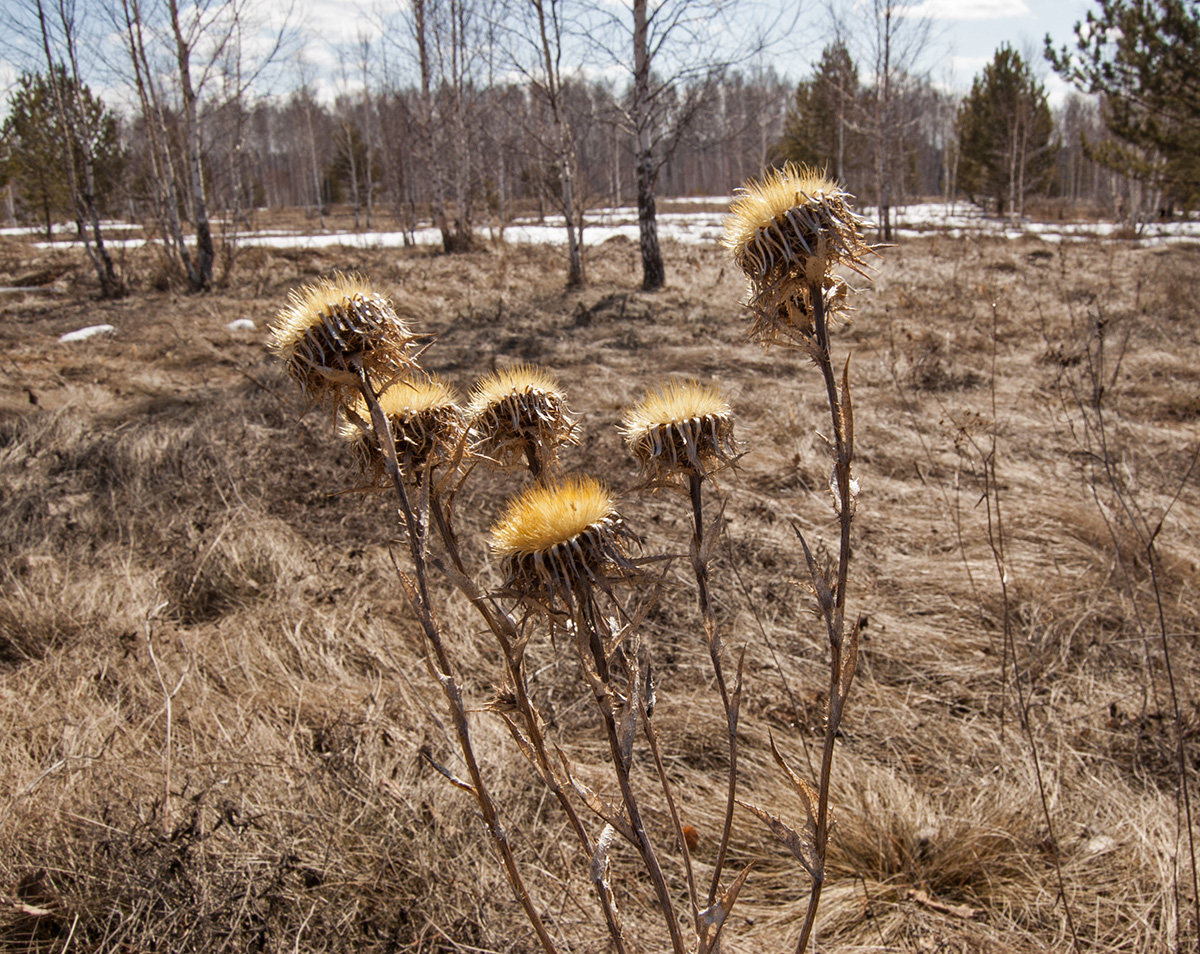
58,324,116,343
25,202,1200,252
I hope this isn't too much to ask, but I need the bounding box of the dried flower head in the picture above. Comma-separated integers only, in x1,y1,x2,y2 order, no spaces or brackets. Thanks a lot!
723,164,873,285
722,166,874,347
341,375,465,482
621,380,739,483
270,273,418,404
467,364,578,474
748,272,852,345
490,476,631,614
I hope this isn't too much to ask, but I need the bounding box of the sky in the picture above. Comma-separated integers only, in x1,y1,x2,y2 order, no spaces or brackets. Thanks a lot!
0,0,1099,115
906,0,1095,105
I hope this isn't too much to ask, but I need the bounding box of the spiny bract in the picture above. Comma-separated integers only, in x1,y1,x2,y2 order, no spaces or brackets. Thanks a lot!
270,273,418,404
622,380,739,483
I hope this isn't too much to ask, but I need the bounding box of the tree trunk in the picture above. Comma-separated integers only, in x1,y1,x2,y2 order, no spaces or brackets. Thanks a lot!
304,92,325,228
534,0,584,286
123,0,195,286
36,0,123,298
169,0,214,290
633,0,664,290
414,0,453,252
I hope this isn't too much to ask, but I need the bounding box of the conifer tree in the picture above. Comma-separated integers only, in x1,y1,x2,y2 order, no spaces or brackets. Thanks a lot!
957,45,1058,217
1047,0,1200,210
776,41,862,185
1,70,124,241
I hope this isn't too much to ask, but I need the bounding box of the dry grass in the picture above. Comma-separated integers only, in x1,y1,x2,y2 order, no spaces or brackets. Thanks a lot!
0,230,1198,952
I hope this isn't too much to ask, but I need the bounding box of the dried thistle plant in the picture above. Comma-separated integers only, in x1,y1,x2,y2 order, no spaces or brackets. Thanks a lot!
725,164,876,954
723,164,874,347
269,273,419,406
621,379,739,486
490,476,634,625
467,364,578,478
340,375,465,484
272,213,876,954
622,377,746,913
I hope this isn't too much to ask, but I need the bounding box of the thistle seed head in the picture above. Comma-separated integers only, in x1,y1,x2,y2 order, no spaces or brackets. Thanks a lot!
723,164,873,284
490,476,631,614
340,375,465,482
621,380,739,484
723,166,874,347
270,273,419,405
467,364,578,473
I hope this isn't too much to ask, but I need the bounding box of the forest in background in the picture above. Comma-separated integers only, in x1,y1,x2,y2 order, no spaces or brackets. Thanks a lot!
1,0,1198,295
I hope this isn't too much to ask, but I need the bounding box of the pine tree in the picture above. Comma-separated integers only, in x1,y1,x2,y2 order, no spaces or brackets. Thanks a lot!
957,45,1058,217
1,69,124,240
776,41,861,184
1047,0,1200,210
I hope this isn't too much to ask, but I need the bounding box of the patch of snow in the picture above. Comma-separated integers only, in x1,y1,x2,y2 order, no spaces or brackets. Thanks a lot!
227,318,256,331
59,324,116,343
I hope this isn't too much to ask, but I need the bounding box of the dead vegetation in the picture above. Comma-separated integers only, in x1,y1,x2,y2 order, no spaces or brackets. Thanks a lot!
0,229,1198,952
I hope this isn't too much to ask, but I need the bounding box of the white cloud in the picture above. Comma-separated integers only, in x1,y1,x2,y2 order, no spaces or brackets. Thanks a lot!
898,0,1031,20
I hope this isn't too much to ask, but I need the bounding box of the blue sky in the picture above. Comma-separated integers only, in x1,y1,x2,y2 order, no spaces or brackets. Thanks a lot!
897,0,1095,104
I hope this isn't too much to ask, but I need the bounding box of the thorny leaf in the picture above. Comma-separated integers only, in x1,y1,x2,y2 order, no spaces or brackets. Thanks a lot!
791,524,835,619
617,691,637,772
557,748,636,843
419,745,475,796
696,863,753,954
616,652,641,771
496,713,552,786
737,799,817,877
727,647,745,735
768,732,819,830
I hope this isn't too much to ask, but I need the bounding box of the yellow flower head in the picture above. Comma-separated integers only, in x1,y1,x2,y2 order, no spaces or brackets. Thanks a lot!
722,165,873,345
723,164,872,283
341,375,465,483
467,364,578,474
491,476,631,612
270,273,419,404
621,380,738,483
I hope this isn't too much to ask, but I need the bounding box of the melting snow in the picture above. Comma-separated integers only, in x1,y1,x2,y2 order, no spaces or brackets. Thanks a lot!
23,201,1200,253
59,324,116,343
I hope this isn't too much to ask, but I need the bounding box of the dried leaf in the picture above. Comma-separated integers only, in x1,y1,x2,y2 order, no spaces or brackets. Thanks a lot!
557,748,636,843
737,799,816,877
767,732,819,828
419,746,475,796
697,863,753,954
840,356,854,450
840,618,861,697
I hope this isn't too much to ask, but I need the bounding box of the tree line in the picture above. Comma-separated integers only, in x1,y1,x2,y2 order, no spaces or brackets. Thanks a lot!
2,0,1198,297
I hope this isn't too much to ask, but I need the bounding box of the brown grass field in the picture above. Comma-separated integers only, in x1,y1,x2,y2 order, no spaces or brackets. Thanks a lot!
1,223,1198,953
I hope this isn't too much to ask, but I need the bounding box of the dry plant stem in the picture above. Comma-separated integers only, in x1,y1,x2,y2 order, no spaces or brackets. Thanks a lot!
426,493,631,954
688,471,740,907
639,688,702,928
144,600,186,835
577,618,686,954
794,278,858,954
1069,314,1200,938
351,363,561,954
